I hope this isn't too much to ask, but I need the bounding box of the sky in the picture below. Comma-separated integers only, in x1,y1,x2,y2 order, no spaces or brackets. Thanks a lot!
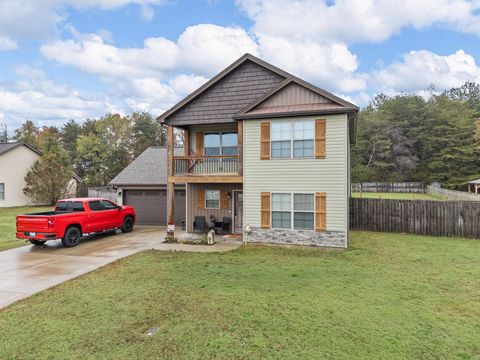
2,0,480,132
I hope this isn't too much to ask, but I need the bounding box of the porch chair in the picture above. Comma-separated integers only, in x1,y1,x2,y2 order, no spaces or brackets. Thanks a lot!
193,216,206,234
222,217,231,234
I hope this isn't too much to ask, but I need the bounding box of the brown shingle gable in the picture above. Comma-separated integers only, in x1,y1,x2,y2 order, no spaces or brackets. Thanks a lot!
159,58,285,126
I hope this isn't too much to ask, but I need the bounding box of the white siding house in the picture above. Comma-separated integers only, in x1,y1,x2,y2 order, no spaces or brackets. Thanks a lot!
0,143,41,207
243,114,349,247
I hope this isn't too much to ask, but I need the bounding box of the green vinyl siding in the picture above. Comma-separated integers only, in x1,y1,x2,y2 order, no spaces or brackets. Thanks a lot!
243,114,349,233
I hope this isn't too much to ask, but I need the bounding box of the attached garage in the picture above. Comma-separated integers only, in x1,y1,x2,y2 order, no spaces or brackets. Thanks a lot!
123,189,185,226
109,146,186,227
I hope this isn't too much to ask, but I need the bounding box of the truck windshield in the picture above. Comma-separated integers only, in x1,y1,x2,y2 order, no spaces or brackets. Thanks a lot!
55,201,85,212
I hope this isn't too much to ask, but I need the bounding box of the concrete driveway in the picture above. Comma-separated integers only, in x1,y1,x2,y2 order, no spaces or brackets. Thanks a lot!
0,226,241,309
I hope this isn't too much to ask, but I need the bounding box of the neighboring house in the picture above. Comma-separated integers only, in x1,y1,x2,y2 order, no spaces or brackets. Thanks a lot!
0,143,42,207
109,146,186,226
0,142,80,207
158,53,358,248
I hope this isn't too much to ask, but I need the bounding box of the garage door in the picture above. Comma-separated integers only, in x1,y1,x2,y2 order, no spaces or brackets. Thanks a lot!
124,189,185,226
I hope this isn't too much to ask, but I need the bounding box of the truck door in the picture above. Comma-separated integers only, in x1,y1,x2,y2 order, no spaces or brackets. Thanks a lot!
99,200,121,229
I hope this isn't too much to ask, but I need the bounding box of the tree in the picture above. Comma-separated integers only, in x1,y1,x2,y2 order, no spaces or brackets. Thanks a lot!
75,134,109,186
94,113,133,181
61,119,83,163
23,138,72,205
38,126,61,150
352,85,480,188
129,112,166,157
14,120,40,148
0,120,8,142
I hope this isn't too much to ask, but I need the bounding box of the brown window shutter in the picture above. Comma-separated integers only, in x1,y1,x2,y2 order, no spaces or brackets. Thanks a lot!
220,190,229,209
196,132,204,156
315,192,326,232
261,192,271,228
315,119,326,158
197,189,205,209
260,122,270,160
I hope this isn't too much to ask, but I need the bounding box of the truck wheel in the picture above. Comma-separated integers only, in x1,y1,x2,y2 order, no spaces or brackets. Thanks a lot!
29,240,46,246
62,227,81,247
121,216,134,233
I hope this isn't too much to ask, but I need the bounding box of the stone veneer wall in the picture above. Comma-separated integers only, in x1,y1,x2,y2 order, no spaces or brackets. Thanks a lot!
247,227,346,248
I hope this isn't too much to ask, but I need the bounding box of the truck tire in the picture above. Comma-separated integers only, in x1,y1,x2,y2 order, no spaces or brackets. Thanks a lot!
29,240,46,246
62,227,82,247
121,216,134,233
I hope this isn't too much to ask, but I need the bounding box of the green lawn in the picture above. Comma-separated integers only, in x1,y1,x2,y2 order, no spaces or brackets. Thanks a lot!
352,192,441,200
0,206,52,251
1,232,479,359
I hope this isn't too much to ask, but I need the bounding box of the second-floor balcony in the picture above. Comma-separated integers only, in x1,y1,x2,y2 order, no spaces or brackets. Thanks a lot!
173,155,239,176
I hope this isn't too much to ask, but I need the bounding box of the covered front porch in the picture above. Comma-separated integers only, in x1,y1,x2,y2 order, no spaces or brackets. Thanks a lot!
166,121,244,237
185,183,243,234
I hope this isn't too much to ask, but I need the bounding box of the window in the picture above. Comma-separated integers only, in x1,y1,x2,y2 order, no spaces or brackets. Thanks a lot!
293,194,314,230
204,132,238,156
0,183,4,200
271,193,315,230
293,120,314,158
271,120,314,159
55,201,85,212
221,133,238,155
272,193,291,229
100,200,118,210
89,200,118,211
271,122,291,158
204,133,221,155
205,190,220,209
88,201,102,211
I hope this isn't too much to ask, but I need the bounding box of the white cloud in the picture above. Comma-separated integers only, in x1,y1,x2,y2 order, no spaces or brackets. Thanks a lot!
177,24,259,76
41,35,179,79
168,74,209,96
0,66,119,129
39,24,257,116
258,35,366,93
0,36,18,50
0,0,166,49
236,0,480,44
139,4,155,21
370,50,480,93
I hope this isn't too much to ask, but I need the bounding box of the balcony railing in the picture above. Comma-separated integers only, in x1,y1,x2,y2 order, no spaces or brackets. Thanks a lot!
173,156,239,175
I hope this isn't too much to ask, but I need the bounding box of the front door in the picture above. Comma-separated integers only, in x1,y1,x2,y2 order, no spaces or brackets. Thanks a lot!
233,191,243,233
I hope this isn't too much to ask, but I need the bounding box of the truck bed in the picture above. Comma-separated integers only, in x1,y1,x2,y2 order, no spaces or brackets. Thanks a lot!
21,211,77,216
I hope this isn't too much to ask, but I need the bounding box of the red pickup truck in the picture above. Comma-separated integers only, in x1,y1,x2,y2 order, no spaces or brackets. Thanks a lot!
16,198,136,247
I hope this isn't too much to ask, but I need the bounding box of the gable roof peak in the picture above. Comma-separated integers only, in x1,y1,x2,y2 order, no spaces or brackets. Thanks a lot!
157,53,358,124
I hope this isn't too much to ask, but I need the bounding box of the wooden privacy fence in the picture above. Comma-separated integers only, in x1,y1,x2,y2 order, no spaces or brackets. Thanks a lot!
352,182,426,193
426,185,480,202
87,187,117,202
350,198,480,239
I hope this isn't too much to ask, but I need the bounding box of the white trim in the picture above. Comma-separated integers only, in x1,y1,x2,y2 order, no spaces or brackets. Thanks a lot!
232,189,243,234
270,192,315,230
270,119,315,159
204,131,239,156
205,189,220,209
185,183,189,232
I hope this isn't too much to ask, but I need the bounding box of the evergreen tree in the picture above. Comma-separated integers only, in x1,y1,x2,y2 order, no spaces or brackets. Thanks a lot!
61,120,83,163
129,112,166,157
23,138,72,205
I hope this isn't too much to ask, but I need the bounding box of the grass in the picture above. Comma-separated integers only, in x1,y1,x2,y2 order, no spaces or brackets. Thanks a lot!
352,192,442,200
1,232,479,359
0,206,52,251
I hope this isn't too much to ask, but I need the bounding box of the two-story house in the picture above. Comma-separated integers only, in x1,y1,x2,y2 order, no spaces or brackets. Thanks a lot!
158,54,357,248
